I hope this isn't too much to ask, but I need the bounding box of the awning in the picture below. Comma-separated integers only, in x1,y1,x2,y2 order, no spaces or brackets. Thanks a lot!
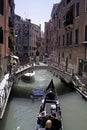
82,41,87,44
11,55,19,60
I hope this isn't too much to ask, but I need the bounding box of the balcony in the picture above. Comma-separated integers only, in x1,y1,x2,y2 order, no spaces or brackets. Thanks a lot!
64,7,73,30
64,17,73,30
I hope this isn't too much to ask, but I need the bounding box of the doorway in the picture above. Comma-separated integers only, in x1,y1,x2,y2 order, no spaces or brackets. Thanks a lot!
78,59,83,76
65,57,68,71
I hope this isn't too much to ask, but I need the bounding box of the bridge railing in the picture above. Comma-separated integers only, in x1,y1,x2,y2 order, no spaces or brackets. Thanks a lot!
49,63,73,75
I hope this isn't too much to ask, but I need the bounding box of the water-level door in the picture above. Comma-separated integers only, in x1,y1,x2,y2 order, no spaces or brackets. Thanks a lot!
78,59,83,76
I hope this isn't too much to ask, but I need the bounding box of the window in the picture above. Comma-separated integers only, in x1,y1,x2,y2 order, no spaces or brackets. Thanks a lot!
63,35,65,46
75,29,79,44
66,32,69,45
69,53,71,59
23,23,28,27
66,31,72,45
0,27,3,44
85,48,87,59
85,0,87,12
9,0,11,6
46,39,48,43
85,25,87,41
53,14,55,20
69,31,72,45
66,0,71,4
8,17,13,28
59,53,60,57
63,0,65,7
76,2,79,17
58,36,60,47
58,19,61,28
62,53,64,58
0,0,4,15
0,54,1,64
15,29,19,35
8,37,13,51
15,23,19,27
63,15,65,22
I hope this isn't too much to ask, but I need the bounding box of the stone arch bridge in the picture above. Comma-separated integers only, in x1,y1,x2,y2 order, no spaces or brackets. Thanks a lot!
15,63,72,84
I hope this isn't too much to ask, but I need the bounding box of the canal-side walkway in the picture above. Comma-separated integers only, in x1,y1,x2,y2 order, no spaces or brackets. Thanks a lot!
0,64,32,119
49,64,87,100
72,74,87,99
0,73,13,119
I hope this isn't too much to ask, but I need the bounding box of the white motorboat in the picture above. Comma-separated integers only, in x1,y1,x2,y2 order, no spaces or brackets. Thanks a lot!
22,71,35,81
24,71,35,77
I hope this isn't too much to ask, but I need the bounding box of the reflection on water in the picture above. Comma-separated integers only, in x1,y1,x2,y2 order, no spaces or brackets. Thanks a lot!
0,98,41,130
60,93,87,130
0,70,87,130
17,70,60,89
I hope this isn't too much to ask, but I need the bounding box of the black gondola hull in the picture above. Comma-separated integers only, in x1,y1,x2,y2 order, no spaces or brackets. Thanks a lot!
36,80,63,130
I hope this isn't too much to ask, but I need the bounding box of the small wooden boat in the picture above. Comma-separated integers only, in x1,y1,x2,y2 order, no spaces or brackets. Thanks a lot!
36,79,63,130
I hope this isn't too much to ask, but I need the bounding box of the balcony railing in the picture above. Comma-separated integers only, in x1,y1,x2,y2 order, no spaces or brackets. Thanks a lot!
64,17,73,27
64,5,73,29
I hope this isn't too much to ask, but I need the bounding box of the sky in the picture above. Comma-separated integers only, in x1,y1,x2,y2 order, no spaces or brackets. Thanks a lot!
14,0,61,31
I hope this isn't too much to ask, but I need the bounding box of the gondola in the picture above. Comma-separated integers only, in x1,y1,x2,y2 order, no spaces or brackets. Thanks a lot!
36,79,63,130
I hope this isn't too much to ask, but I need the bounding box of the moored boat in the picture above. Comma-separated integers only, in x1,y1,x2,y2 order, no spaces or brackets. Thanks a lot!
21,71,35,82
36,79,63,130
32,89,44,98
23,71,35,78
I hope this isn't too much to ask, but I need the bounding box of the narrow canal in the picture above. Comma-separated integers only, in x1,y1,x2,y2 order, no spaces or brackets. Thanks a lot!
0,70,87,130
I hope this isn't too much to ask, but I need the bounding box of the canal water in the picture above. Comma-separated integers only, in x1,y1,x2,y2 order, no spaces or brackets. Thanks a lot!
0,70,87,130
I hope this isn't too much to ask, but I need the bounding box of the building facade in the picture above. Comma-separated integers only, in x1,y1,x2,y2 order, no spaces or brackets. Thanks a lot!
14,16,31,64
14,15,42,65
29,23,41,63
46,0,87,77
0,0,15,80
40,31,45,61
